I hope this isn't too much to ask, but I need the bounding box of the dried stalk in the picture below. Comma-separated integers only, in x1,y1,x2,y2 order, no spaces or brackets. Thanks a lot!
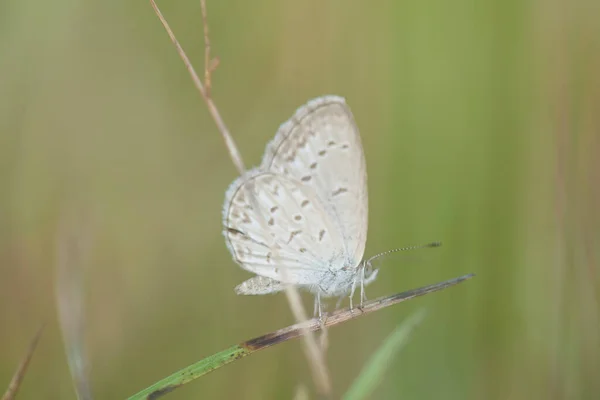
2,325,45,400
150,0,331,395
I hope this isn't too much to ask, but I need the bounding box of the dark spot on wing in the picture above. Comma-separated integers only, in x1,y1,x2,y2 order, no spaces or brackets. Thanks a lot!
341,144,349,149
287,230,302,243
301,175,311,182
270,206,279,213
318,150,327,156
299,248,307,253
226,227,244,236
294,215,302,221
319,229,326,241
268,217,274,226
228,228,270,249
327,140,336,147
310,162,317,169
332,188,348,196
301,200,310,208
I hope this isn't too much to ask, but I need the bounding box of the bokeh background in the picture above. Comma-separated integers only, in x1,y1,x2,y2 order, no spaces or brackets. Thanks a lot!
1,0,599,399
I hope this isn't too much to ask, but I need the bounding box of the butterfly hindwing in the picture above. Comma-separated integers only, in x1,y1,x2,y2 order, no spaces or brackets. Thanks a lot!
223,170,348,285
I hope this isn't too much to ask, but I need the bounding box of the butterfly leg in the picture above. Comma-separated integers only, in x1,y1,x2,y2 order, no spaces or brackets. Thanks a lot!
359,268,367,309
349,276,358,313
314,291,325,323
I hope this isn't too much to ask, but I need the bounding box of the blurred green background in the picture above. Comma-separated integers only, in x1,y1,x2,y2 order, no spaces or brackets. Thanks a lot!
1,0,599,398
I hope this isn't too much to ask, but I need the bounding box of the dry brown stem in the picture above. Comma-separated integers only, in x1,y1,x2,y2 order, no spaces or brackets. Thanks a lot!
150,0,331,395
1,325,45,400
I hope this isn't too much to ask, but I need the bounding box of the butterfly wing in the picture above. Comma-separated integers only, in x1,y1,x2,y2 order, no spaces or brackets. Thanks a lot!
223,170,348,285
261,96,368,268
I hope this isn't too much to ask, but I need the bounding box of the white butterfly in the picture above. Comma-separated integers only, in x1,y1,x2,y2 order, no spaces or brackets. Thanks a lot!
222,96,378,317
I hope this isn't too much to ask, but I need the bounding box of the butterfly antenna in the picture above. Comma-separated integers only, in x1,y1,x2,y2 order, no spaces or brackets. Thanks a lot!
366,241,442,264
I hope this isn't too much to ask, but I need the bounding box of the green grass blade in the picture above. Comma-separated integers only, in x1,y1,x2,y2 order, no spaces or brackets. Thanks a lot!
343,309,427,400
127,345,248,400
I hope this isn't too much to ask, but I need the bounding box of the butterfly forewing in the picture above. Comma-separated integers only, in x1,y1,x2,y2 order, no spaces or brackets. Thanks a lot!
223,171,348,285
261,96,368,267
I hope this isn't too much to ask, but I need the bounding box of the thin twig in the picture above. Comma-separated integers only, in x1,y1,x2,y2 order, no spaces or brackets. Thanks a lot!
281,285,332,395
2,324,45,400
150,0,331,396
199,0,212,96
150,0,244,174
127,273,475,399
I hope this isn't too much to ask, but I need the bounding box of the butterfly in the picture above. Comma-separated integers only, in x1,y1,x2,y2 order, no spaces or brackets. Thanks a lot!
222,96,377,317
